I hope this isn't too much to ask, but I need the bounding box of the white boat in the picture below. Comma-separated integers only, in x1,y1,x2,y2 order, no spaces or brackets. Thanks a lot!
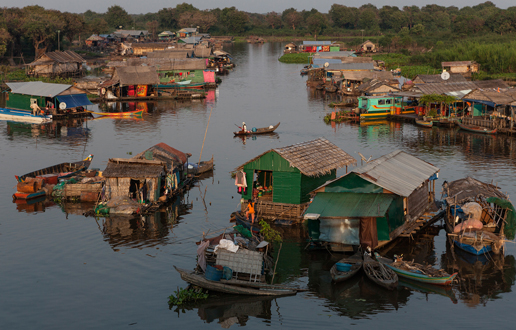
176,80,192,85
0,108,52,124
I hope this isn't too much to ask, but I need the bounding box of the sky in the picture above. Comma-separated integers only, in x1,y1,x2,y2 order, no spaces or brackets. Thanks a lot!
5,0,514,14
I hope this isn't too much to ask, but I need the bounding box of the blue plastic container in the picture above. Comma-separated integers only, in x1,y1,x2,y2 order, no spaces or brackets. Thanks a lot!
205,265,223,281
222,266,233,280
336,263,352,272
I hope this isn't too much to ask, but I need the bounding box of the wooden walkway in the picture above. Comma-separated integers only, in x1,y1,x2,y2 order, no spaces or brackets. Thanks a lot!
398,209,444,239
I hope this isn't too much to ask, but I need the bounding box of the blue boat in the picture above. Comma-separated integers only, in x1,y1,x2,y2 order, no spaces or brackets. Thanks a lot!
0,108,52,124
453,240,492,255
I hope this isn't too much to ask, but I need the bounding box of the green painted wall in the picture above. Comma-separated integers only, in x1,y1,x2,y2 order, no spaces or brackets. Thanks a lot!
6,93,46,111
273,171,301,204
323,172,383,194
242,170,254,200
300,170,336,203
243,151,299,173
473,103,485,116
387,196,405,230
376,217,390,240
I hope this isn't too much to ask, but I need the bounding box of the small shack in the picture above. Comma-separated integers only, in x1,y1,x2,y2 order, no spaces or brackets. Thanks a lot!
305,150,439,250
234,137,357,221
158,31,176,41
442,61,480,80
358,40,376,53
357,79,400,96
4,81,93,115
103,158,167,203
25,51,85,78
100,66,159,99
177,28,198,38
85,35,105,47
284,42,298,54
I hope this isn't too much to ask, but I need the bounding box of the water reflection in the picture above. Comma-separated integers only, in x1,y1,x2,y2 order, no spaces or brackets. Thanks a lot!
442,240,515,307
173,295,274,328
4,118,91,144
99,198,192,250
14,196,55,213
233,132,279,145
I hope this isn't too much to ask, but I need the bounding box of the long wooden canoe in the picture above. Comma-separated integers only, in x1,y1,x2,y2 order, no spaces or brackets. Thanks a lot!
88,109,144,117
174,266,297,296
233,122,280,136
415,119,433,128
457,122,497,134
16,155,93,182
363,253,398,290
197,155,214,174
330,249,363,283
375,253,457,286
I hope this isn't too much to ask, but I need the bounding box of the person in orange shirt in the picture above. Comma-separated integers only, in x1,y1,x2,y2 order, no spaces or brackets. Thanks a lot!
245,200,255,224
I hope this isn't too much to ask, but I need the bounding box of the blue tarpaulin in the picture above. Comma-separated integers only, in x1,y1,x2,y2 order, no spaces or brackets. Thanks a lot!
56,94,93,108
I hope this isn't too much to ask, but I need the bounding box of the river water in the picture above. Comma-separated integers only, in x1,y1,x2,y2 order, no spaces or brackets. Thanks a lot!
1,43,516,329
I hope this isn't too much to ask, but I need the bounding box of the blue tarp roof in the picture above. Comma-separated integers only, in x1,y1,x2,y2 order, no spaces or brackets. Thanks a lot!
462,98,496,107
56,94,93,108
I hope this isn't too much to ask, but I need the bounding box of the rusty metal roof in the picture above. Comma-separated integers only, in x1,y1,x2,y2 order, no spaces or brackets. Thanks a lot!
413,81,476,94
413,73,467,84
353,150,439,197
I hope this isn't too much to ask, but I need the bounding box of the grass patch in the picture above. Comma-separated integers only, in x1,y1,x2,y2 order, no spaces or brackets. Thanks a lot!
4,69,73,84
278,52,312,64
372,53,411,68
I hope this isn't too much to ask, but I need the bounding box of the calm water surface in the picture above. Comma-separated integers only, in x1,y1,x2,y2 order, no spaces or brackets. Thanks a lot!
1,43,516,329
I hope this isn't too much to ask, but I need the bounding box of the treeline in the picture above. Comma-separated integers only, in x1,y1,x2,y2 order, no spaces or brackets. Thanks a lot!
1,2,516,60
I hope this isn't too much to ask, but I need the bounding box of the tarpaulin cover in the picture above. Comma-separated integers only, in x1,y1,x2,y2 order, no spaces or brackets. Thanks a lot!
56,94,93,108
486,197,516,240
203,70,215,83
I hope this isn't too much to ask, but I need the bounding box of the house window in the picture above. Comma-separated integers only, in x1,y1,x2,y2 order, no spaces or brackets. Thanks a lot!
385,99,392,105
378,99,385,105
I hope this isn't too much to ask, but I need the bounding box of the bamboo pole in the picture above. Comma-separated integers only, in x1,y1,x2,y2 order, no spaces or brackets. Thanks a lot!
271,242,283,285
199,106,213,164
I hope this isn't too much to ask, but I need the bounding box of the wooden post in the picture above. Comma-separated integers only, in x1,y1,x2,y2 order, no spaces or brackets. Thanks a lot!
199,106,213,164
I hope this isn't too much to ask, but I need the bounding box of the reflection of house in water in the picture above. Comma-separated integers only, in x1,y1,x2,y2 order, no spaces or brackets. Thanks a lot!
442,242,515,307
101,199,192,249
5,118,91,143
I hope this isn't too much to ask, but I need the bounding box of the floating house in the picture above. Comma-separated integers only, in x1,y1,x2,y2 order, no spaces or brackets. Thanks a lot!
2,81,92,116
356,95,415,120
341,71,394,95
305,150,439,250
25,50,85,78
234,138,356,221
300,41,339,52
112,29,149,42
357,79,400,96
99,66,159,99
103,158,167,203
284,42,298,54
85,35,105,47
441,61,479,80
158,31,176,41
177,28,197,38
412,73,467,84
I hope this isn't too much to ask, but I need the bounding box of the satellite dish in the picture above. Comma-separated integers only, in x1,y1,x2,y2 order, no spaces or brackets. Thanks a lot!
441,71,450,80
59,102,67,110
324,62,330,68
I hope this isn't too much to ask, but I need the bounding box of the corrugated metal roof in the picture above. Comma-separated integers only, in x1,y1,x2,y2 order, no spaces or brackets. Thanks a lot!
353,150,439,197
305,192,394,218
414,81,477,95
313,58,341,65
112,66,159,86
313,51,355,58
473,80,509,89
6,81,71,97
180,37,202,44
444,90,472,99
327,63,374,71
463,89,516,105
343,70,393,81
302,41,332,45
414,73,466,84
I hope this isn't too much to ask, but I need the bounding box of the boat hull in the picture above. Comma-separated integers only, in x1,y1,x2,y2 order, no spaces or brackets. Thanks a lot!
88,110,144,117
453,240,492,255
377,257,457,285
330,250,363,283
415,119,433,127
13,190,46,200
16,155,93,182
360,109,415,121
233,122,280,136
0,108,52,124
457,123,497,134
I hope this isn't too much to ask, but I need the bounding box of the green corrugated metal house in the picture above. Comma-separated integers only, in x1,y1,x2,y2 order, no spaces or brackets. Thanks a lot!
305,150,440,249
235,138,357,220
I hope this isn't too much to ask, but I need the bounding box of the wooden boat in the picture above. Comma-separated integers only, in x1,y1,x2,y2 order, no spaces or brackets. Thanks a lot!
0,108,52,124
457,122,497,134
174,266,297,296
415,118,433,128
315,84,324,90
363,253,398,290
87,109,144,117
330,249,363,283
197,156,214,174
176,80,192,85
233,122,280,136
13,190,46,200
325,85,337,93
233,211,262,234
16,155,93,182
375,253,457,286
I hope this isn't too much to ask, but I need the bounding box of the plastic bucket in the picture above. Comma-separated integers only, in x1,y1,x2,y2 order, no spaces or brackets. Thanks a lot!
205,264,223,281
223,266,233,280
336,263,352,272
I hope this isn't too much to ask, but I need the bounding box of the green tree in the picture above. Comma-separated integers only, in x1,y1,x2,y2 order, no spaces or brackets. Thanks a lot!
62,12,85,43
403,5,421,29
87,18,109,35
220,7,248,34
411,23,425,35
329,4,358,29
379,34,392,52
265,12,282,29
1,7,26,58
358,8,379,30
105,5,131,29
284,10,303,30
0,28,11,57
157,8,177,29
22,6,65,56
306,12,327,37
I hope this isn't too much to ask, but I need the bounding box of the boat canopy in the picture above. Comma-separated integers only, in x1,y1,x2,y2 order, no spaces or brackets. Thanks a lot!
56,94,93,108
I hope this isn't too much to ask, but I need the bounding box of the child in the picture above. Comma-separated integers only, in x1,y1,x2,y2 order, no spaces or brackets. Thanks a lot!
245,200,255,224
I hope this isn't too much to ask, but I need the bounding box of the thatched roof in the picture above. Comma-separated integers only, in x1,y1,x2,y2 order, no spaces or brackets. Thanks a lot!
357,79,400,93
462,89,516,105
103,158,166,178
27,50,85,66
473,79,509,89
236,137,356,177
443,176,507,205
108,58,206,71
132,143,188,169
112,66,159,86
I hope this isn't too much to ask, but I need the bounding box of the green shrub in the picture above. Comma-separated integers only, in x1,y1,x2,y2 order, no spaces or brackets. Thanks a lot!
278,53,312,64
168,287,208,307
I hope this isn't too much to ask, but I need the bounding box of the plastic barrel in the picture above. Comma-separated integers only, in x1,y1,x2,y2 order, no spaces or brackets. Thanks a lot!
336,263,352,272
